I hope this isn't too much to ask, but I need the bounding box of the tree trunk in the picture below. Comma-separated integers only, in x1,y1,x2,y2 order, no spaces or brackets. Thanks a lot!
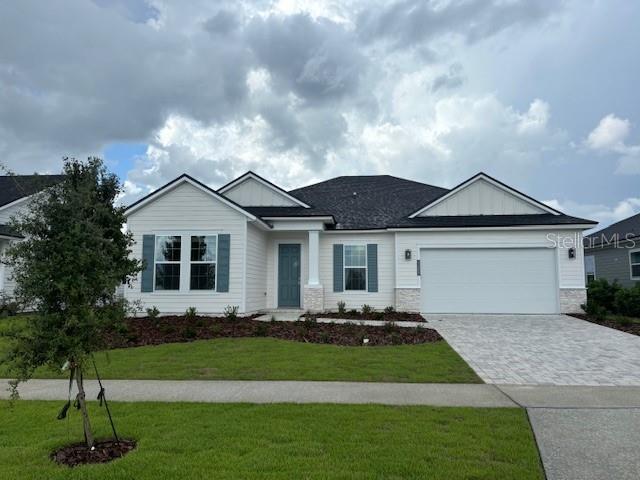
74,365,95,448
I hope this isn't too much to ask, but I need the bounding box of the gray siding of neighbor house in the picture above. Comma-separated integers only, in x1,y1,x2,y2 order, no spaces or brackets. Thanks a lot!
587,240,639,288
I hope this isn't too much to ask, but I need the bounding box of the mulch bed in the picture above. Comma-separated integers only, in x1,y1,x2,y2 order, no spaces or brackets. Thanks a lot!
308,311,425,322
104,316,441,348
568,313,640,336
51,439,136,467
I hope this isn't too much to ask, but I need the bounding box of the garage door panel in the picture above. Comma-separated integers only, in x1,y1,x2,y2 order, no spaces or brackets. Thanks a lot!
420,248,558,314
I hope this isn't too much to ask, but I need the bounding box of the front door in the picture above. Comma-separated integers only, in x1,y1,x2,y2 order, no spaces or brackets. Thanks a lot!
278,244,301,308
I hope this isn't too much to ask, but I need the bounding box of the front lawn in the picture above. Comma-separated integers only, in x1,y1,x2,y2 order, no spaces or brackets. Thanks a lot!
1,337,481,383
0,400,543,479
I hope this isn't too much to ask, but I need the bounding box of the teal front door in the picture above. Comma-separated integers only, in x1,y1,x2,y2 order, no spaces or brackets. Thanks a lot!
278,244,301,308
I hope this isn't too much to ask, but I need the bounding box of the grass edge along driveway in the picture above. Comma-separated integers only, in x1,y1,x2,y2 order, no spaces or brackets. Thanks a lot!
1,337,481,383
0,401,543,479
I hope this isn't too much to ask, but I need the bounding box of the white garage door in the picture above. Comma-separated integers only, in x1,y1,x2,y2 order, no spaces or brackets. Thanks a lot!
420,248,558,314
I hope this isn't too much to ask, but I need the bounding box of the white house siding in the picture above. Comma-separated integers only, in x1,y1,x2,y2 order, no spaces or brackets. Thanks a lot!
320,232,395,311
419,179,544,216
124,182,247,314
265,232,308,309
222,177,298,206
395,229,586,295
245,223,268,313
0,199,32,299
0,197,32,224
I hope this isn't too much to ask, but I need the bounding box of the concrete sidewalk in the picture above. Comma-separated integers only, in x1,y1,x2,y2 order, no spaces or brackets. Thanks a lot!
0,378,515,407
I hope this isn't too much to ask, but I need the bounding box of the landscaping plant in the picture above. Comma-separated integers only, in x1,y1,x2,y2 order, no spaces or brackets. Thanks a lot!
1,158,142,449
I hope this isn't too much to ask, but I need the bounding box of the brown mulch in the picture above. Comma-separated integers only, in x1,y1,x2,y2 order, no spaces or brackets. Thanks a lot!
567,313,640,336
51,439,136,467
104,315,441,348
309,311,425,322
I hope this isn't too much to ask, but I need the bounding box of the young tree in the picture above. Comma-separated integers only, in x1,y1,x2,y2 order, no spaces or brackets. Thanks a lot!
2,157,141,447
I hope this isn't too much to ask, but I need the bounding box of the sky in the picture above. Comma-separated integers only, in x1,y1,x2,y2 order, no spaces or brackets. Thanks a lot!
0,0,639,231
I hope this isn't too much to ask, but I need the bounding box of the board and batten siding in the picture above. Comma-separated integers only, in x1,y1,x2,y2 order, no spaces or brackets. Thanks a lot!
320,233,395,310
222,177,298,206
395,229,586,289
124,182,247,314
418,179,544,216
245,223,269,312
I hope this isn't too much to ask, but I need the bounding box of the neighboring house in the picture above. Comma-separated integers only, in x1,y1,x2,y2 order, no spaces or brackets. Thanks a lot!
584,212,640,288
122,171,596,315
0,175,66,298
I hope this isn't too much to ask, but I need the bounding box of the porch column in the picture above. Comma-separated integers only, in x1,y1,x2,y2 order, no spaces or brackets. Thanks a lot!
304,230,323,312
308,230,320,286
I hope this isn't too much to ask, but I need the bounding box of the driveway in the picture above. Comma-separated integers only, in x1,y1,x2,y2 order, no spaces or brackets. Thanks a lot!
426,314,640,385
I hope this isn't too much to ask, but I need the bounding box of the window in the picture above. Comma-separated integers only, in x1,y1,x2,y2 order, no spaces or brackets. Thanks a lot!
631,250,640,280
344,245,367,291
585,255,596,284
190,235,217,290
155,236,181,290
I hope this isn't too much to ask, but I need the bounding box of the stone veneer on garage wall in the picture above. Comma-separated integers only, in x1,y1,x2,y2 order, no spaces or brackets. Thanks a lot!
559,288,587,314
397,287,585,314
395,288,420,312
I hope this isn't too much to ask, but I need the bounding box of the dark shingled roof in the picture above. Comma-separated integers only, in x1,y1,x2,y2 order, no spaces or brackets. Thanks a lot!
586,211,640,246
288,175,448,229
0,175,65,208
0,224,21,238
280,175,595,230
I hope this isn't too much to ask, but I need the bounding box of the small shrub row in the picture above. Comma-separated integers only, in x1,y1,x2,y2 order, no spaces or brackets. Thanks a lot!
583,279,640,319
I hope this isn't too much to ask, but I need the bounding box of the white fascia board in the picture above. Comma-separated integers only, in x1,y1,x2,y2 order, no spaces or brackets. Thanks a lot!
0,195,31,212
388,224,596,232
408,173,560,218
262,216,335,223
218,172,311,208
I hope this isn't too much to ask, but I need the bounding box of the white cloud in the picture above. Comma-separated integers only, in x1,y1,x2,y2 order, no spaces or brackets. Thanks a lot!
586,114,630,151
544,197,640,232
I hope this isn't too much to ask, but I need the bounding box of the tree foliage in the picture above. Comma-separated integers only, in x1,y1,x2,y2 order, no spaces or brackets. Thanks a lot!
1,157,142,446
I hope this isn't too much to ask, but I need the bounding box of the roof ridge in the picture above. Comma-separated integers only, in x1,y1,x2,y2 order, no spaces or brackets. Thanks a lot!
587,210,640,237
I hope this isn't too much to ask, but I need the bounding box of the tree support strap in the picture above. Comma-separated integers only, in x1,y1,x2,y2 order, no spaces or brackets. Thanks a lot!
92,355,120,443
57,366,75,420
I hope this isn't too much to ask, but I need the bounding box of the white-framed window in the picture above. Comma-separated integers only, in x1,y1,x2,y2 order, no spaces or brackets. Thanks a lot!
190,235,217,290
344,244,367,291
585,255,596,284
630,249,640,280
154,235,181,290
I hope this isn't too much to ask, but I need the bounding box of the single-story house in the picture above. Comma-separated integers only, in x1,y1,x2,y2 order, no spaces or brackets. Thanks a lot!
0,174,66,299
584,212,640,287
122,171,596,315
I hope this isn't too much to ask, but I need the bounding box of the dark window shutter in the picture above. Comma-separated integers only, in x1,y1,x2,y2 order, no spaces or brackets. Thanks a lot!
367,244,378,292
141,234,155,292
217,234,230,292
333,244,343,292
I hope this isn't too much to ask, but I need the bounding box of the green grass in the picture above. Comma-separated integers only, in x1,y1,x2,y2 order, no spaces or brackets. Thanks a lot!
0,400,543,479
1,336,481,383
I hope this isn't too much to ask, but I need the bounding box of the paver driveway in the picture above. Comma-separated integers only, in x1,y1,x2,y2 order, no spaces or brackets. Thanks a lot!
426,314,640,385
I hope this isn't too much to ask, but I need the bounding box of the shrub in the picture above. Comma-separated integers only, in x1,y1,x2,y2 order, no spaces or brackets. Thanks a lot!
586,279,621,314
383,320,398,333
337,301,346,314
373,312,384,321
614,285,640,318
270,315,276,323
348,309,358,316
146,306,160,319
304,316,317,328
182,326,197,339
390,332,403,345
383,305,395,314
185,306,197,319
255,323,269,337
223,305,239,321
361,304,373,315
319,332,330,343
0,294,20,317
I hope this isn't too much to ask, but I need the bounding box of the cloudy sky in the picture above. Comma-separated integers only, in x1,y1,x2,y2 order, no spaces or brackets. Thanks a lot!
1,0,639,230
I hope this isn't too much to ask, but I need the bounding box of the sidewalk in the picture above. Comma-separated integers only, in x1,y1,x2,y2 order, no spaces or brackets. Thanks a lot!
0,379,514,407
3,378,640,408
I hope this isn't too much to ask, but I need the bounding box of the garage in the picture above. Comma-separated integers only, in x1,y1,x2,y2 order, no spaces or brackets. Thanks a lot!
420,247,559,314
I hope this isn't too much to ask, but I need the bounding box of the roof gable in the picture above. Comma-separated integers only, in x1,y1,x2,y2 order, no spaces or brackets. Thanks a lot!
218,171,310,208
125,174,271,228
410,173,560,218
